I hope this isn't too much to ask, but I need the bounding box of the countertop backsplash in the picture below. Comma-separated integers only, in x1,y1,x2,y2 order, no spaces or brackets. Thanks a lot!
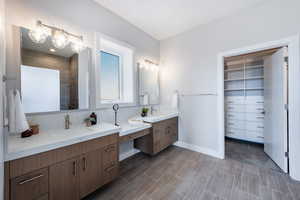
25,106,142,132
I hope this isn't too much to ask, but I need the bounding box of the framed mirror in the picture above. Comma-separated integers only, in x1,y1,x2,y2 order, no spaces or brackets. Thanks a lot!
7,26,90,114
139,62,160,105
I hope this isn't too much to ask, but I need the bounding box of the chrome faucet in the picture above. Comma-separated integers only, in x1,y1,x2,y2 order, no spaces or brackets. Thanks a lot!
65,114,71,129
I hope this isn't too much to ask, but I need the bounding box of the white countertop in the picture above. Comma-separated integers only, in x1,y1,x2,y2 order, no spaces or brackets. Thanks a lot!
5,122,121,161
5,113,177,162
131,111,179,123
119,122,151,137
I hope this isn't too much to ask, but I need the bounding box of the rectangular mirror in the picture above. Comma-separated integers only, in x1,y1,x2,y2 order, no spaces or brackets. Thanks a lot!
8,27,90,113
139,64,160,105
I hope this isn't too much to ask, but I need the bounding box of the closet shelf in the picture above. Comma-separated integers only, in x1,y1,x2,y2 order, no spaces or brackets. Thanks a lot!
224,88,264,91
224,76,264,82
224,65,264,72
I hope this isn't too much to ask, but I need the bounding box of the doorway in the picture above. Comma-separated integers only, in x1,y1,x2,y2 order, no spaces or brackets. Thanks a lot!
223,47,288,172
217,36,300,180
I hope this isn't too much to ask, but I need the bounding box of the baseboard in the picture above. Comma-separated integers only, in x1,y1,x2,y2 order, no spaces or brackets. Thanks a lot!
174,141,223,159
119,148,141,161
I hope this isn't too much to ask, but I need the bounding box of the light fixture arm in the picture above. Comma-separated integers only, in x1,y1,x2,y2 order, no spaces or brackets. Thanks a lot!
144,59,159,66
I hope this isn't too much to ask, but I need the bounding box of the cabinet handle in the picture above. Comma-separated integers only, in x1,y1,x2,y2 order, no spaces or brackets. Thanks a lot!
83,157,87,171
256,136,264,138
18,174,44,185
256,108,264,111
257,126,264,129
256,117,264,119
256,101,264,103
105,145,116,152
73,161,77,176
105,165,115,172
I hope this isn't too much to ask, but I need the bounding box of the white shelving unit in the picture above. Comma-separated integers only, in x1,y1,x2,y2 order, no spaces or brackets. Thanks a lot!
224,57,265,143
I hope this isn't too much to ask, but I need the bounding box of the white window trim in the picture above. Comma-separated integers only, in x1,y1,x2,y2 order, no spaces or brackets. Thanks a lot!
94,32,137,109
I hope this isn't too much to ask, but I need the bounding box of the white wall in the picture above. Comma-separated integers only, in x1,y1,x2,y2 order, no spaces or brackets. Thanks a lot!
5,0,160,159
0,0,4,198
160,0,300,178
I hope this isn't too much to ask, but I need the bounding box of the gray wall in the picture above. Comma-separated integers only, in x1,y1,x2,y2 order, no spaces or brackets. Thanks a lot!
5,0,160,159
160,0,300,179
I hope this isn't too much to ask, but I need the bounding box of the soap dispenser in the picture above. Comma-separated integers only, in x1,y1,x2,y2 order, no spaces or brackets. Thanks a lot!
90,112,97,125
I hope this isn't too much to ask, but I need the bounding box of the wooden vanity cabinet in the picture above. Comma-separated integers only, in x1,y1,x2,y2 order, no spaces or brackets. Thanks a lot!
5,133,119,200
79,149,102,199
134,117,178,155
49,157,80,200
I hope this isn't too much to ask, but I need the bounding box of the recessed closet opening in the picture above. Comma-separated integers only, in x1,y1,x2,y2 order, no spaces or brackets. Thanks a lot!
224,47,289,173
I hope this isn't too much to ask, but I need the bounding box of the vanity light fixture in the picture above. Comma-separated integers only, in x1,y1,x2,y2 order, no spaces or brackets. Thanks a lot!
49,48,56,52
29,20,85,52
139,59,159,71
28,22,50,44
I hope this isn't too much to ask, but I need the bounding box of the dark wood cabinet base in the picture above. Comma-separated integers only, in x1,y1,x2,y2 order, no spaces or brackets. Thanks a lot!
135,117,178,155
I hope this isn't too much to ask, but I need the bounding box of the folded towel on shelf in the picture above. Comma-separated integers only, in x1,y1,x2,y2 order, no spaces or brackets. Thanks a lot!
8,89,29,134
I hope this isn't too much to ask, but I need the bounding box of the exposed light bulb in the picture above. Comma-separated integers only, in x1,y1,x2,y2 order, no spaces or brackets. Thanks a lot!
28,25,49,44
52,30,69,49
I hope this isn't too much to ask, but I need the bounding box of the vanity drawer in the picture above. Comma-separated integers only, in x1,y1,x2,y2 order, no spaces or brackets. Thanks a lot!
226,104,245,112
11,168,49,200
245,113,264,122
119,129,150,143
226,128,245,138
226,119,245,130
225,97,245,105
226,112,244,121
246,121,264,132
245,104,264,113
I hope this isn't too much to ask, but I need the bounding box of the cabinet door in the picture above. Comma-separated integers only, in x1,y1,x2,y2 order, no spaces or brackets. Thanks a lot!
102,144,119,185
10,168,48,200
79,149,102,198
49,158,80,200
152,124,162,154
169,118,178,144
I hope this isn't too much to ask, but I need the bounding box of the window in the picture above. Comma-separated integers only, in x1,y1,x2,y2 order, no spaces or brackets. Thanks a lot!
96,35,135,106
100,51,121,101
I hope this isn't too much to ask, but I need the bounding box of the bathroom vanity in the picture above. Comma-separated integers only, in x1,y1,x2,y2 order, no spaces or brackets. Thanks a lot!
4,114,178,200
134,117,178,155
4,123,120,200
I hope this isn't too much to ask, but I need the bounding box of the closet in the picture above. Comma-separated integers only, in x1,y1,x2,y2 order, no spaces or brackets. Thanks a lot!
224,49,280,144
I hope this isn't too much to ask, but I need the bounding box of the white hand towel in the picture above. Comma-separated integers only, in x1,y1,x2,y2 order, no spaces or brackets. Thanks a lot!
143,93,149,105
8,90,16,133
171,92,179,110
9,89,29,134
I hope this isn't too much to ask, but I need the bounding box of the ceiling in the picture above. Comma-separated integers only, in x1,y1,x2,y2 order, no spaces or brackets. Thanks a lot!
94,0,270,40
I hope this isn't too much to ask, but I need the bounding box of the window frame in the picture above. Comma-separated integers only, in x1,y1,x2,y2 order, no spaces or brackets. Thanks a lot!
94,33,136,108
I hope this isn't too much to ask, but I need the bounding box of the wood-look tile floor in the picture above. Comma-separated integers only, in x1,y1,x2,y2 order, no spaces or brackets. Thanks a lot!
83,146,300,200
225,138,282,172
